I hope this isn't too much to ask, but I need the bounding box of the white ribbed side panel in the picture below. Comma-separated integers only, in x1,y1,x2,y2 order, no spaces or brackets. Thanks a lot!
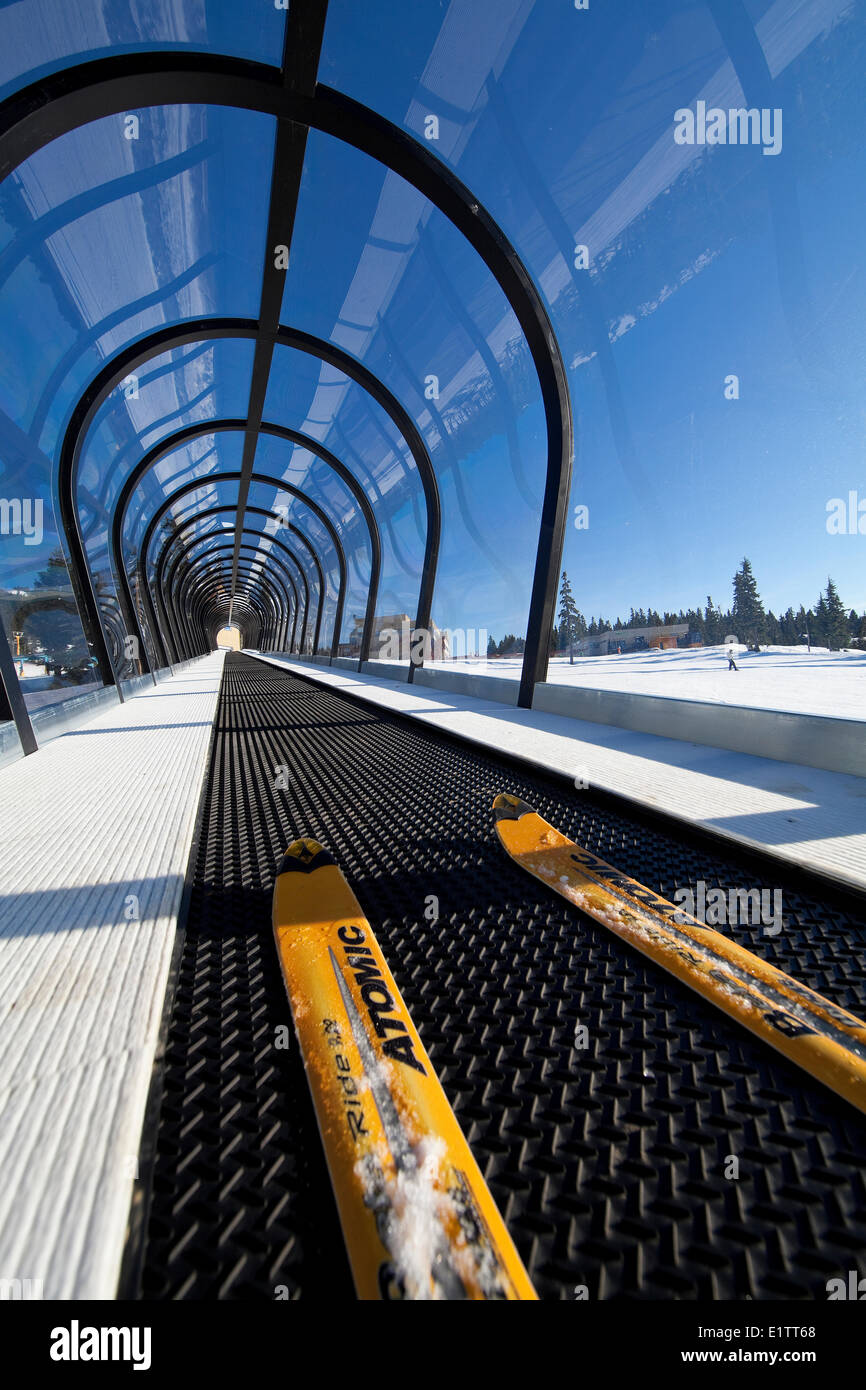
0,653,224,1298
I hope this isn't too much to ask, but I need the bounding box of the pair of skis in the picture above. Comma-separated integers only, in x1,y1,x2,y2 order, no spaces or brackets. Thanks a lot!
272,796,866,1301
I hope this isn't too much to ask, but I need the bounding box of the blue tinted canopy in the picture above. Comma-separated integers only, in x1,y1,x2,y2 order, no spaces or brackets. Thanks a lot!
0,0,862,713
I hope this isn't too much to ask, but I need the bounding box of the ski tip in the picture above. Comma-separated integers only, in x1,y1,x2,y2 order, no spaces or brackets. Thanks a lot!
277,837,336,876
492,792,536,823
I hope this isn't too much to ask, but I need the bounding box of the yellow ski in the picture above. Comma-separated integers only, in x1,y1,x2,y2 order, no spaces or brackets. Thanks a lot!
493,793,866,1113
272,837,537,1301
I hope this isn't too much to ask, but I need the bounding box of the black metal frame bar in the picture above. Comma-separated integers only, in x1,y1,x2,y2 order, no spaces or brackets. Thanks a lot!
139,471,341,656
170,537,299,653
152,505,312,658
164,533,302,656
0,37,572,708
0,621,37,755
228,0,330,617
112,417,381,665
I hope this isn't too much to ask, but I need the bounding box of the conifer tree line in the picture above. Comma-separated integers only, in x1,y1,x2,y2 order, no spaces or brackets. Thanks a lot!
487,560,866,656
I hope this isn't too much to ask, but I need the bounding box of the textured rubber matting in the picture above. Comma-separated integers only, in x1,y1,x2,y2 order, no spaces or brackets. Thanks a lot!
135,653,866,1300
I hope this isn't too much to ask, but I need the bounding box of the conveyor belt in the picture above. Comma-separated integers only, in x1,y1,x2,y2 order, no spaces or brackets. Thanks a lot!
131,653,866,1300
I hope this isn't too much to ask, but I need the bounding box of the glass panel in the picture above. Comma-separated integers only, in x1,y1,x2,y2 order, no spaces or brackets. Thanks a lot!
0,0,285,102
0,106,272,464
252,430,373,654
0,476,100,704
145,475,241,574
323,0,866,675
85,339,252,513
265,344,427,661
123,430,245,555
281,129,545,662
246,477,341,654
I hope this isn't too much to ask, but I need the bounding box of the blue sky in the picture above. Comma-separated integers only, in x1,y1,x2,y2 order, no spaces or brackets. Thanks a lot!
0,0,863,652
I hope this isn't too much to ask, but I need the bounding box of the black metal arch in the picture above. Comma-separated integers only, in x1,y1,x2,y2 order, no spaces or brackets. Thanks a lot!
185,572,270,656
2,49,572,707
177,545,296,656
198,588,266,651
140,472,339,659
168,536,301,656
183,561,287,655
182,554,287,641
112,417,381,665
158,515,309,661
165,534,302,658
195,585,268,650
113,425,374,667
206,596,263,651
190,572,286,657
58,321,437,688
150,505,313,663
159,521,307,664
189,580,275,654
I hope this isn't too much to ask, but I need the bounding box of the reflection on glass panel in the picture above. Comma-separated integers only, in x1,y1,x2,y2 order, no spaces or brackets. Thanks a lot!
282,129,545,657
323,0,866,665
123,432,245,554
246,478,342,654
0,534,99,709
0,0,285,102
79,340,253,515
252,432,373,656
264,343,427,656
0,107,272,465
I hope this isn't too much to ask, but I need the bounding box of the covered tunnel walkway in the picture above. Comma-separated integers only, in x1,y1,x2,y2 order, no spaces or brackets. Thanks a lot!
0,0,864,1313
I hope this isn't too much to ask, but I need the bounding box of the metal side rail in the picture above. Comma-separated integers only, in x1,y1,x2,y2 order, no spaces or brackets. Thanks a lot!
131,653,866,1301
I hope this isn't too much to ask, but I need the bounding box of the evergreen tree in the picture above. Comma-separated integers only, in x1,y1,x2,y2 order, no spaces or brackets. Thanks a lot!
731,558,766,646
822,578,849,650
558,571,580,664
794,606,813,649
779,607,797,645
487,633,497,658
34,548,72,589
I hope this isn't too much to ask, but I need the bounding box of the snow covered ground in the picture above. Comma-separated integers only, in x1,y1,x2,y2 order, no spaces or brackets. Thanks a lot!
419,645,866,721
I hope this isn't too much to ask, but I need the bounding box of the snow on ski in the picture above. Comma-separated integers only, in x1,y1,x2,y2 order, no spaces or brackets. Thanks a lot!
493,793,866,1113
272,837,537,1301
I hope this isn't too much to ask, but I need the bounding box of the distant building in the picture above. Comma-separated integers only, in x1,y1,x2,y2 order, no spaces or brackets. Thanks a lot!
573,623,690,656
348,613,450,660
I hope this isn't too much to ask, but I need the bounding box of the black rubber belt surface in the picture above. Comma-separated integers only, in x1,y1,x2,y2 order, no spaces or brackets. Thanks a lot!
136,653,866,1300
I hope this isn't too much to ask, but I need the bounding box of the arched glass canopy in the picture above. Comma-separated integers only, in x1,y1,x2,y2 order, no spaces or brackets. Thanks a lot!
0,0,862,755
